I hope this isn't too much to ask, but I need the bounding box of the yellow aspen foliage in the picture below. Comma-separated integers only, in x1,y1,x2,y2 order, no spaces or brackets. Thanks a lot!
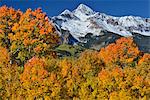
59,58,72,78
98,69,110,81
0,6,60,65
0,6,150,99
77,50,104,75
99,37,140,67
109,91,119,100
20,57,50,99
11,7,60,64
138,53,150,65
0,46,22,99
0,6,22,48
20,57,48,83
0,46,9,65
97,65,150,99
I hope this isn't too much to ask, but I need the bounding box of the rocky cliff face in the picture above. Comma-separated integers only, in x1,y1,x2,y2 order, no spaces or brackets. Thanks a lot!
133,33,150,52
51,4,150,52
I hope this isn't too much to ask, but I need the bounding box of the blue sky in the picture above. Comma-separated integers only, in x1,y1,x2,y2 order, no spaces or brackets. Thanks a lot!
0,0,150,18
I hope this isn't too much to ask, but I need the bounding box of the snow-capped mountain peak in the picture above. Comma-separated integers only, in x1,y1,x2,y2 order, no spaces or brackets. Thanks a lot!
52,4,150,42
74,4,94,15
73,4,95,20
60,9,72,15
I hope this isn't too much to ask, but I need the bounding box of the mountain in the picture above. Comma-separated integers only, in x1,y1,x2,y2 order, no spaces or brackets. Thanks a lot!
51,4,150,52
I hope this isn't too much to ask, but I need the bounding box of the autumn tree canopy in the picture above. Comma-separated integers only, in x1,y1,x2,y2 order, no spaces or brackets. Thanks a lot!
0,6,150,100
0,6,60,65
99,37,140,67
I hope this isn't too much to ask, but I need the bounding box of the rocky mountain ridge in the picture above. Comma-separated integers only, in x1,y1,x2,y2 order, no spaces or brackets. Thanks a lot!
51,4,150,52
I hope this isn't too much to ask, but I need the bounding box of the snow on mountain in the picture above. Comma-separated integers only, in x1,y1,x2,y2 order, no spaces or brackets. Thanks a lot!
61,9,71,15
73,4,95,21
52,4,150,42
